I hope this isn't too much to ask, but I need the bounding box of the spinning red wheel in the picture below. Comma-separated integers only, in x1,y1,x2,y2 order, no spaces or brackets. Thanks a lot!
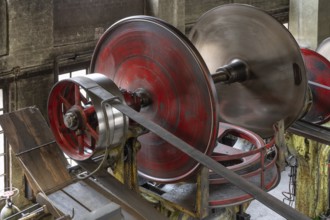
48,74,127,161
49,16,219,182
301,48,330,124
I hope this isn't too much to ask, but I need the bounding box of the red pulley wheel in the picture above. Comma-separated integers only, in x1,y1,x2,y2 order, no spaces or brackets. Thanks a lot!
48,74,127,161
90,16,218,182
301,48,330,124
48,80,98,161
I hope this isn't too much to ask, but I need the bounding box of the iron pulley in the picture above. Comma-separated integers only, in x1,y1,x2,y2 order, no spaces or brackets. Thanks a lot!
48,74,128,161
189,4,308,138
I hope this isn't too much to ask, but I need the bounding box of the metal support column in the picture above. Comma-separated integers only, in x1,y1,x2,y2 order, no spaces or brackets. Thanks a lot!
289,0,330,49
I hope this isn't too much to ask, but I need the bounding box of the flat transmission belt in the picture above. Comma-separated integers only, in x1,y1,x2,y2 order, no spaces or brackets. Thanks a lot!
110,101,310,220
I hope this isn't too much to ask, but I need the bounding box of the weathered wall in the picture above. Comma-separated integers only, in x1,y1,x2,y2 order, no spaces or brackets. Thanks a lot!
146,0,289,33
1,0,289,75
0,0,145,74
146,0,186,32
185,0,289,32
8,73,53,116
289,0,330,49
0,0,8,56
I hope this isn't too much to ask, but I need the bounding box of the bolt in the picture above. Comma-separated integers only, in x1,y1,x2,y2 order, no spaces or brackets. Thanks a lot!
64,112,79,130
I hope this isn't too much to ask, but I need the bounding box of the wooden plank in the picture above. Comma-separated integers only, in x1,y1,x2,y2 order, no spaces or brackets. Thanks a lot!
0,107,73,194
0,107,54,153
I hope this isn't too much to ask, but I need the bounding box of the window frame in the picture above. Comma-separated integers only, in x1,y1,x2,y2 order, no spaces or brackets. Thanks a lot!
0,83,10,189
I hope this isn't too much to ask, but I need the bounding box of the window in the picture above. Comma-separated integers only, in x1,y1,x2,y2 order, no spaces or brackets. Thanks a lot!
58,69,88,81
58,68,88,167
0,89,6,190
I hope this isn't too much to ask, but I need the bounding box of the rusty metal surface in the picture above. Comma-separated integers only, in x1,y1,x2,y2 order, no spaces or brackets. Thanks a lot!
189,4,307,138
0,107,73,194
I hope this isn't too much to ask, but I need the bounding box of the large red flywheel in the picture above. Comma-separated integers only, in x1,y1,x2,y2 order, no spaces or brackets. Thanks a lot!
90,16,218,182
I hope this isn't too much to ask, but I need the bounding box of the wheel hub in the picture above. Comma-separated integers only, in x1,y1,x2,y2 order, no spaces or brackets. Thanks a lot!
63,109,81,130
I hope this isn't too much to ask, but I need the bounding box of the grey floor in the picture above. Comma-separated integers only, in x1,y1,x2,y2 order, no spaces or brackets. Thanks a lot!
246,167,294,220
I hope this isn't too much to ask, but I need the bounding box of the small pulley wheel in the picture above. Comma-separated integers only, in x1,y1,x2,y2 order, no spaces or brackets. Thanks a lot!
90,16,218,182
301,48,330,124
189,4,307,138
48,74,128,161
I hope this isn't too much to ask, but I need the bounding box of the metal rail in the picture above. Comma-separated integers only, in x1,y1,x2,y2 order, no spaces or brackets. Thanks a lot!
288,120,330,145
110,101,310,220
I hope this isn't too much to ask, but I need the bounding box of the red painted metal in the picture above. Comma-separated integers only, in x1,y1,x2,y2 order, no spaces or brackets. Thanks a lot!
48,81,98,161
90,16,218,182
301,48,330,124
210,122,265,183
208,123,279,206
209,164,279,207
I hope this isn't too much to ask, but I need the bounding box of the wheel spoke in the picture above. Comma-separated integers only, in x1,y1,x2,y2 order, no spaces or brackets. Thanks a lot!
85,123,98,140
83,139,92,149
84,106,95,116
74,84,81,105
59,125,70,133
78,134,84,155
59,95,72,109
80,95,89,105
90,138,96,150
